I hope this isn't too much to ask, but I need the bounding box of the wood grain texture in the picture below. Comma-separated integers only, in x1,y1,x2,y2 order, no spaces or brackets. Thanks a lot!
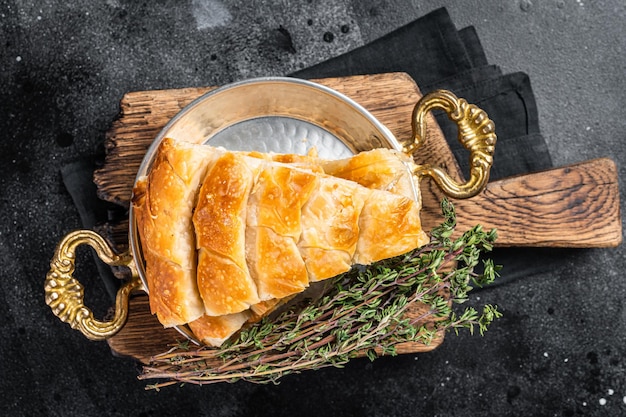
419,158,622,248
451,158,621,247
97,72,621,364
95,86,217,206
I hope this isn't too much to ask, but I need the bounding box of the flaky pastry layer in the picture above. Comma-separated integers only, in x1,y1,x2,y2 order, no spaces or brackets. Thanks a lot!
133,140,428,344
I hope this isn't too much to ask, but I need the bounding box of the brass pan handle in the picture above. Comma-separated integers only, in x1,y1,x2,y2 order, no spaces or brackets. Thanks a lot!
405,89,497,199
45,230,142,341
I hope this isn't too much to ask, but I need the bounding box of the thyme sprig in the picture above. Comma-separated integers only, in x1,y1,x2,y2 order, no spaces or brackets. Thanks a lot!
140,199,501,389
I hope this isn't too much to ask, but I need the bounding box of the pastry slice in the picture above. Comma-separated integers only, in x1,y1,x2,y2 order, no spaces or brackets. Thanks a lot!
132,138,219,327
246,164,319,299
320,148,419,204
298,177,370,282
193,152,262,316
246,149,325,173
188,311,251,347
249,299,283,322
353,190,429,265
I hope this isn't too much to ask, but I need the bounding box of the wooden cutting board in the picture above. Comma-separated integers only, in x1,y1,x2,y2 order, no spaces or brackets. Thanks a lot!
95,72,621,363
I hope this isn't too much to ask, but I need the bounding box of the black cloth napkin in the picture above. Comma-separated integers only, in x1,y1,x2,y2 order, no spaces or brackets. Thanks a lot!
292,7,552,180
61,158,126,300
62,7,555,300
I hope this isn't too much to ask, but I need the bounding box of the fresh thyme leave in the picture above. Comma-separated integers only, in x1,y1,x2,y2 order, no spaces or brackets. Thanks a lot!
140,199,502,389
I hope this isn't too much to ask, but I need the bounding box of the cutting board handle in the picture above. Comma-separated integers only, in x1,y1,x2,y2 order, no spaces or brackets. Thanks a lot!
420,157,622,248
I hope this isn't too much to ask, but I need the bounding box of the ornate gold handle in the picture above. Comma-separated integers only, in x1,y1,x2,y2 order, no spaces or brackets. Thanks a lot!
405,89,497,199
45,230,143,341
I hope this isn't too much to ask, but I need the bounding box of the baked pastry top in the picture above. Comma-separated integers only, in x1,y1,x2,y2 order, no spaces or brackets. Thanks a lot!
133,138,429,345
132,139,216,327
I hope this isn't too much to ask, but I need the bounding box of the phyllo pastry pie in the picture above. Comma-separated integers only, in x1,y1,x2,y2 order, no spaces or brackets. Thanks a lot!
133,138,429,346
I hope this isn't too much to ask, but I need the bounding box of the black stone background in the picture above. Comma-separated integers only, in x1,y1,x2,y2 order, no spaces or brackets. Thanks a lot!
1,1,625,416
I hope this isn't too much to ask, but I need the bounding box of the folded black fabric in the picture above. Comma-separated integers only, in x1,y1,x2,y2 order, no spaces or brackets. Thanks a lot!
62,7,555,298
61,159,123,300
458,26,489,67
293,8,552,181
293,8,474,86
421,64,503,92
430,72,552,180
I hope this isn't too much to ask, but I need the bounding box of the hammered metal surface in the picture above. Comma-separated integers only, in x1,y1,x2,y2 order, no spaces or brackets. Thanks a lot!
209,116,354,158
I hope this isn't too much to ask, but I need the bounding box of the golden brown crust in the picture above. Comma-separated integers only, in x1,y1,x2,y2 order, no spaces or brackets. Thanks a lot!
354,190,429,265
246,165,318,299
244,150,324,173
193,152,260,316
135,140,429,343
132,138,215,327
321,148,419,206
188,311,251,347
248,298,283,322
247,226,309,299
298,177,369,281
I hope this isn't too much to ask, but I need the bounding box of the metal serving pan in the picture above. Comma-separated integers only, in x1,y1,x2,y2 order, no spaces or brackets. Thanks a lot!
45,77,496,344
